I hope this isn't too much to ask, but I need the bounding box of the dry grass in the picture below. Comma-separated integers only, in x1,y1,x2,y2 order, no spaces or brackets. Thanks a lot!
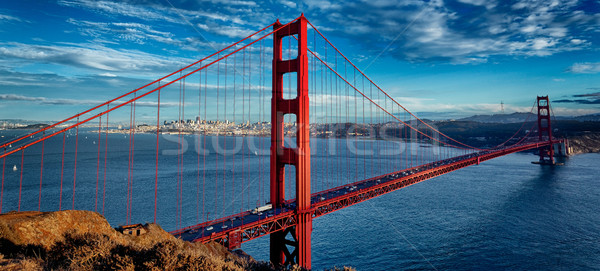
0,229,320,271
0,211,356,271
1,231,251,271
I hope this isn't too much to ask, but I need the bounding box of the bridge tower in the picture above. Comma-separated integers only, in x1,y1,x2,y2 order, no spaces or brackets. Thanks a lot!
537,96,555,164
270,15,312,268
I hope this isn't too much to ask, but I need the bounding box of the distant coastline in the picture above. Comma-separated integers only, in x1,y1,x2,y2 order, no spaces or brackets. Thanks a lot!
3,119,600,155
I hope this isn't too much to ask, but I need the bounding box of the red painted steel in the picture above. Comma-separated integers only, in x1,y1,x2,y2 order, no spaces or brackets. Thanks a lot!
537,96,555,164
270,15,312,268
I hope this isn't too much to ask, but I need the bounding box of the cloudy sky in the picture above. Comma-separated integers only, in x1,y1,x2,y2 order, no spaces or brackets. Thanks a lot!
1,0,599,121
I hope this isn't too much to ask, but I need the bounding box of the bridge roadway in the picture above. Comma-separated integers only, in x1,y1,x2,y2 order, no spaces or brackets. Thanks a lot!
171,140,558,249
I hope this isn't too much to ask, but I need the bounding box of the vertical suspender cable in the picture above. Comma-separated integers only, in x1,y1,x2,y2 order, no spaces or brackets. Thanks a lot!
60,132,65,210
18,149,24,211
131,94,137,221
73,117,79,210
203,65,207,222
223,57,228,217
354,68,358,182
177,72,183,229
345,60,349,185
248,42,252,204
200,66,208,223
322,41,326,192
233,54,237,212
95,117,101,212
127,97,134,223
241,49,245,209
257,39,262,206
103,105,109,215
362,76,366,180
180,78,185,226
39,132,45,211
335,52,340,187
0,157,4,213
215,55,220,219
369,84,377,177
196,67,202,224
155,81,161,224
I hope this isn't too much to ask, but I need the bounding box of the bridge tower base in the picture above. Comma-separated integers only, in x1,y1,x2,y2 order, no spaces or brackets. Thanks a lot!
536,96,555,165
270,15,312,269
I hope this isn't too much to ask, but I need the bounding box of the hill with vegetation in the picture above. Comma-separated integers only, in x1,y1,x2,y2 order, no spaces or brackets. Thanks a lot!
432,120,600,154
0,210,353,271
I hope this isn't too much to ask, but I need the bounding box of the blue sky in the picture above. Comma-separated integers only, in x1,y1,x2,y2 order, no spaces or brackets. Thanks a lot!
0,0,599,121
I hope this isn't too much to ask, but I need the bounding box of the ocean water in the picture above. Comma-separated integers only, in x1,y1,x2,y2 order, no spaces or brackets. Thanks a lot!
243,153,600,270
1,130,599,270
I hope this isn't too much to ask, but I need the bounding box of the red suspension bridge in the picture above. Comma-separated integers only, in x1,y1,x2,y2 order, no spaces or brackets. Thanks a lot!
0,15,568,269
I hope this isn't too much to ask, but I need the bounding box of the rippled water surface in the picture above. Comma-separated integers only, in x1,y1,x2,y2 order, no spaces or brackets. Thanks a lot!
244,153,600,270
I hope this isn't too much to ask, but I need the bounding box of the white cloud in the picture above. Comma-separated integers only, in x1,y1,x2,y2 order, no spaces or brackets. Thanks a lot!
568,62,600,74
58,0,250,26
531,38,556,50
204,24,256,39
198,0,257,6
302,0,341,10
0,14,24,22
0,94,45,102
570,38,585,45
281,0,297,8
67,18,177,45
457,0,497,9
0,93,178,107
0,42,189,74
58,0,181,24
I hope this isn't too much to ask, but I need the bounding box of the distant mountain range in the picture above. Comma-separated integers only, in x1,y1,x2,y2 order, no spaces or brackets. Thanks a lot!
456,112,600,123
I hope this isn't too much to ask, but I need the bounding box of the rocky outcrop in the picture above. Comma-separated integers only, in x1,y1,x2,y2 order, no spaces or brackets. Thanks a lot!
0,210,125,251
568,133,600,154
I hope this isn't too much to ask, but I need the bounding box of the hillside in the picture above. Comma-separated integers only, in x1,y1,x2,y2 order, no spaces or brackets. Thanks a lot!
456,112,600,123
433,120,600,153
0,210,354,271
457,112,536,123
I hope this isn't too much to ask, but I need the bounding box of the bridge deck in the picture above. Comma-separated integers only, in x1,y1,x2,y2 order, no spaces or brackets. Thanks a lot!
172,141,558,248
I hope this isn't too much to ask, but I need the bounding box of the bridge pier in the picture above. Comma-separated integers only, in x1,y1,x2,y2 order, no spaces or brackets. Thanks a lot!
270,15,312,269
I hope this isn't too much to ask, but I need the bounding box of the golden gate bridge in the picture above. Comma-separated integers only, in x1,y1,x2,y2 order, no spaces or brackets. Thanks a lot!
0,15,567,269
